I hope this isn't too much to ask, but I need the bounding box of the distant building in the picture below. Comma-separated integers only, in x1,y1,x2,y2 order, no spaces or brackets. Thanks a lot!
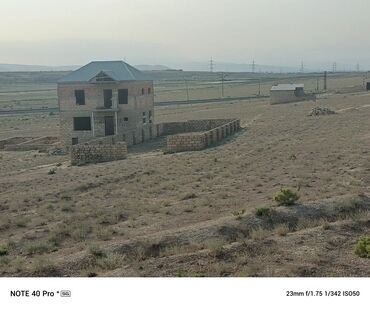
270,84,306,104
58,61,156,149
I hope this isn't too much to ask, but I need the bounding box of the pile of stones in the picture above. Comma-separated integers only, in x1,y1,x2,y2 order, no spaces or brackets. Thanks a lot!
309,107,336,116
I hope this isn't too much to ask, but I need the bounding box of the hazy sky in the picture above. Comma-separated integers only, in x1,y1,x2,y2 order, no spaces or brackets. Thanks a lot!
1,0,369,69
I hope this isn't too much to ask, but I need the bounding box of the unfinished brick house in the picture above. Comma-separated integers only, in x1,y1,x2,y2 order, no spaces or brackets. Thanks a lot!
58,61,157,149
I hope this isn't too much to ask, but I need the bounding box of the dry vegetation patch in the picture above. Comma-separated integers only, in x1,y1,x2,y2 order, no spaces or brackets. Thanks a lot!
1,89,370,276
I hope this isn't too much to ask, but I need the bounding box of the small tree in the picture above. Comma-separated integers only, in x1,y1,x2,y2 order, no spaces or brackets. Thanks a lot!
274,189,299,206
0,245,8,256
355,236,370,258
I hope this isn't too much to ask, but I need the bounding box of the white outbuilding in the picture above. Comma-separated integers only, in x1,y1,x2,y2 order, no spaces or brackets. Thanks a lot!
270,84,305,104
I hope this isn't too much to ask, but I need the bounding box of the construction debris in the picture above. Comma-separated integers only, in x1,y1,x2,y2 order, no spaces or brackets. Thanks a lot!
309,107,336,116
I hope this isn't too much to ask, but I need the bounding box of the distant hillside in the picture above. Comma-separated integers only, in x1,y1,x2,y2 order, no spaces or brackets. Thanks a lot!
0,63,78,72
135,64,172,71
0,63,173,72
174,62,298,73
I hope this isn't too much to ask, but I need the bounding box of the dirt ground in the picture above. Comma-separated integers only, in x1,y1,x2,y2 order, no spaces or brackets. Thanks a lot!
0,90,369,277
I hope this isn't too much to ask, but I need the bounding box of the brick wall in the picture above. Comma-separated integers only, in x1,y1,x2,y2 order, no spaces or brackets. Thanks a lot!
166,119,240,153
167,133,206,153
162,119,235,135
71,141,128,165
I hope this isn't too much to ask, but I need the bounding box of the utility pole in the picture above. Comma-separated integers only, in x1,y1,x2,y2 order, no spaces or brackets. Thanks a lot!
300,60,304,73
221,73,225,97
356,63,360,72
209,58,214,73
332,62,337,73
258,79,261,96
251,59,256,73
324,71,327,90
316,78,319,92
184,79,190,104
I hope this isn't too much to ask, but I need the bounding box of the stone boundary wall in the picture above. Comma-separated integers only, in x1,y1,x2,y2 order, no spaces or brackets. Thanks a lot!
71,141,127,165
166,119,240,153
123,123,164,146
69,123,163,165
162,119,235,135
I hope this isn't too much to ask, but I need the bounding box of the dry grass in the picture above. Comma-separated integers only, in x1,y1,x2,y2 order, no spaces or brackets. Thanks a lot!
273,224,290,236
1,74,370,276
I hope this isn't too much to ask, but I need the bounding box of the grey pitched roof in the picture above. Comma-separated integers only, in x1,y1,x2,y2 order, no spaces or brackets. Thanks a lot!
58,61,151,83
271,84,304,91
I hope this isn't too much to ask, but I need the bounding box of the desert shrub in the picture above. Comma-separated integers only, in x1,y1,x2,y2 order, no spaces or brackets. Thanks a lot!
175,270,186,277
231,209,245,219
182,192,197,200
250,228,270,240
274,189,299,206
255,207,270,217
203,238,225,253
95,227,115,241
96,252,125,270
48,168,57,175
273,224,289,236
89,245,106,258
354,236,370,258
335,196,364,215
32,258,60,276
48,225,71,246
15,217,30,228
0,245,8,256
322,220,331,230
296,218,329,231
71,225,92,241
27,242,56,255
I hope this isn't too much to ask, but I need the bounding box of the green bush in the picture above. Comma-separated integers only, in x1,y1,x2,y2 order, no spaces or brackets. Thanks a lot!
0,245,8,256
48,168,56,175
255,207,270,217
355,236,370,258
274,189,299,206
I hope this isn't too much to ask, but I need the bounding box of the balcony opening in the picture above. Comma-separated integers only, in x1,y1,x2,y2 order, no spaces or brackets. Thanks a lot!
104,89,113,108
75,90,85,105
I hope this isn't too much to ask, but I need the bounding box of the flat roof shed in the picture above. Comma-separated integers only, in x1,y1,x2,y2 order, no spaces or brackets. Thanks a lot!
270,84,305,104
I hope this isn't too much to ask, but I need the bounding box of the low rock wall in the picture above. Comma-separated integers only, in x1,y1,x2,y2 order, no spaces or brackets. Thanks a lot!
166,119,240,153
71,142,127,165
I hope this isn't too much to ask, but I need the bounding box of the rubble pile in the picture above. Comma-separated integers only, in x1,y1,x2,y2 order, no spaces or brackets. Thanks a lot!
309,107,336,116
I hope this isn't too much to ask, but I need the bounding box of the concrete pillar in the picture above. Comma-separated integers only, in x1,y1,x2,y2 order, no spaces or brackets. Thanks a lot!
115,111,118,135
91,112,95,137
